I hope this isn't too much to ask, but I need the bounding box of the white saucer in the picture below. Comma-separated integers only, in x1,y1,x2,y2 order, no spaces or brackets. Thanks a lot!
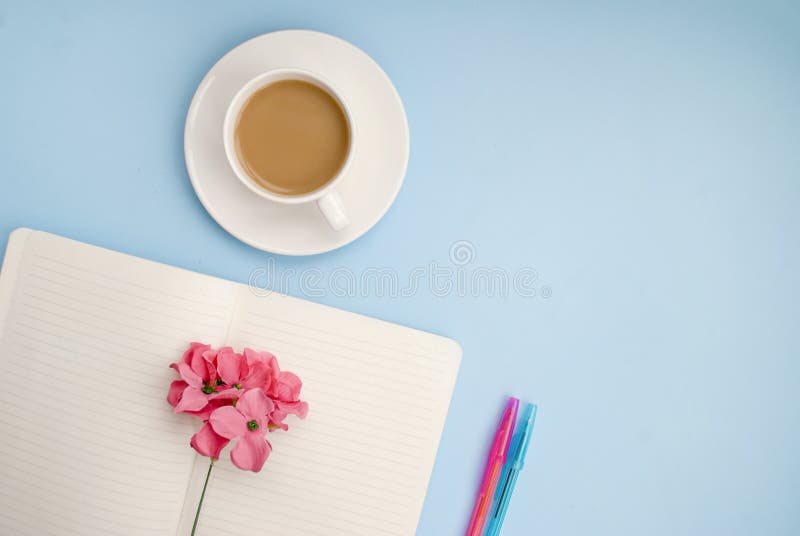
185,30,409,255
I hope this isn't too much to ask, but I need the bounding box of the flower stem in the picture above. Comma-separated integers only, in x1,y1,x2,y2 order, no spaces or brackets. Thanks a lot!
191,459,214,536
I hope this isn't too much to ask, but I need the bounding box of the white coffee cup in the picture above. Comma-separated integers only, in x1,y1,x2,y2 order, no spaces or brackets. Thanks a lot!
223,68,352,231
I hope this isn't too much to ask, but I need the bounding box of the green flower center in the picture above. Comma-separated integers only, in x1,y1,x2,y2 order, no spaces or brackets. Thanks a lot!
233,383,242,389
247,420,259,431
201,383,215,395
215,379,225,386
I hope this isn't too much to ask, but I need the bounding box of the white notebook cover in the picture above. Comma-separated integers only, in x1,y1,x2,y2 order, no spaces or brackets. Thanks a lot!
0,228,461,536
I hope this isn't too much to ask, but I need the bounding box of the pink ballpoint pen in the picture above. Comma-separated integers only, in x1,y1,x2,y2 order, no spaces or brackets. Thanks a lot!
465,397,519,536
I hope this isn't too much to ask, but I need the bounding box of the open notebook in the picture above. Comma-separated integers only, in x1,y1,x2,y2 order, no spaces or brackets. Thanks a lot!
0,229,461,536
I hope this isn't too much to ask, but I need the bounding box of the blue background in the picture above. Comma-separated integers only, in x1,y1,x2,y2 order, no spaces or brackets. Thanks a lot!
1,1,799,534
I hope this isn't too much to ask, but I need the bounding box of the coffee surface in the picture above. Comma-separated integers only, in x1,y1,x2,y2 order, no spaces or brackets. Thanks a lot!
234,80,350,196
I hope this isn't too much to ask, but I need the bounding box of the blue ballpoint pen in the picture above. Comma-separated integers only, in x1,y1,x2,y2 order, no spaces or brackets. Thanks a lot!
484,403,538,536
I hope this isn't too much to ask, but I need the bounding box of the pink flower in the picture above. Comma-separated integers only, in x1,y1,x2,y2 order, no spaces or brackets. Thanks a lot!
169,342,308,473
169,343,221,415
244,348,279,382
167,342,238,421
167,344,208,410
268,369,309,431
209,389,275,472
211,347,272,401
242,348,308,430
173,342,217,380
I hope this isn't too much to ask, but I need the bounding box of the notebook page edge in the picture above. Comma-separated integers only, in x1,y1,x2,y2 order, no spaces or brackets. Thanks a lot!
410,339,461,533
0,227,33,343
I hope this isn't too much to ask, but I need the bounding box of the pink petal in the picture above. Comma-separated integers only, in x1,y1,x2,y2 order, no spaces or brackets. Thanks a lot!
186,343,212,379
236,388,273,420
279,400,309,419
240,361,270,391
190,422,230,459
209,406,248,439
243,347,263,365
201,346,219,363
273,371,303,402
186,397,227,420
185,405,214,421
201,347,220,383
269,400,308,431
167,380,188,407
177,362,203,389
250,350,280,387
174,387,209,413
230,434,271,472
238,358,251,380
216,348,243,386
244,348,278,372
181,342,207,364
268,420,289,431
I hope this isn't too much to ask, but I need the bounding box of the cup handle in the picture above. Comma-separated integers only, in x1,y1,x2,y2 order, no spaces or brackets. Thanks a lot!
317,191,350,231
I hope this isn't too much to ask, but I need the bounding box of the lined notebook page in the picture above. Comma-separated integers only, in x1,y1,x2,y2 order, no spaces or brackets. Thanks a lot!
187,291,461,536
0,229,239,535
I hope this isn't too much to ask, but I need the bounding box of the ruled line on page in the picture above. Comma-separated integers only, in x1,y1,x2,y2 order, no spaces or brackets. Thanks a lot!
10,320,212,378
201,470,402,536
251,438,420,487
12,308,189,363
220,463,415,515
235,332,441,411
6,334,187,424
257,458,417,504
243,309,451,364
236,350,440,415
16,299,200,353
11,341,176,408
0,484,172,533
31,253,232,308
197,496,353,536
306,402,431,435
22,284,215,343
0,506,83,536
0,458,179,514
210,468,409,526
26,261,229,324
24,265,228,329
27,269,226,330
0,434,188,485
238,318,447,376
11,335,167,389
0,397,188,463
238,328,444,395
235,361,437,424
0,498,135,536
